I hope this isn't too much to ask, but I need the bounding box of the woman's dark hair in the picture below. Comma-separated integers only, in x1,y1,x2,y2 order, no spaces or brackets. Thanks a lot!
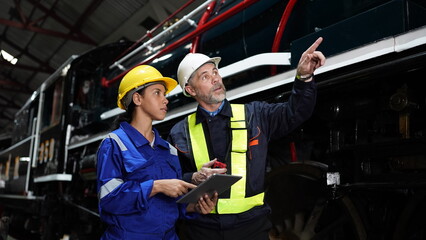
111,88,145,130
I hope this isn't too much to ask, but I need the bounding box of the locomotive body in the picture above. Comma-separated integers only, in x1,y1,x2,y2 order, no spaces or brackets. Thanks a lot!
1,0,426,239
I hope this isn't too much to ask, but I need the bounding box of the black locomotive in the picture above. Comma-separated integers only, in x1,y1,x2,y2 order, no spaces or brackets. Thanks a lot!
1,0,426,239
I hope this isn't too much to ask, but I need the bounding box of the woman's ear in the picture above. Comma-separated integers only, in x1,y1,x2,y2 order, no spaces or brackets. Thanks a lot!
132,92,142,106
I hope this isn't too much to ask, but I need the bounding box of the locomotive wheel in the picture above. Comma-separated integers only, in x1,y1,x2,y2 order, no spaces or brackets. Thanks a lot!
392,191,426,240
265,161,366,240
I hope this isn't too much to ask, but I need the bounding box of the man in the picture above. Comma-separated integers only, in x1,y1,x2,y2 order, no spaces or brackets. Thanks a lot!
168,37,325,240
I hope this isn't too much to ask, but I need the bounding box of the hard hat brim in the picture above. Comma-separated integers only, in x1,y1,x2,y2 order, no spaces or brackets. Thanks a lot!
153,77,178,95
117,77,178,110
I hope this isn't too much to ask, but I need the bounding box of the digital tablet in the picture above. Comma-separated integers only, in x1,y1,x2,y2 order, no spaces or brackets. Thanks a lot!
176,174,242,203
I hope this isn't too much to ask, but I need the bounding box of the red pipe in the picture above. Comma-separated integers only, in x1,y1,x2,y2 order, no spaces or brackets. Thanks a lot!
102,0,261,88
289,141,298,162
114,0,196,61
270,0,298,76
190,1,217,53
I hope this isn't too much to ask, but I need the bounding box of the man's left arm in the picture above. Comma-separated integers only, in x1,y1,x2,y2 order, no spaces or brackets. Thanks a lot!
257,37,325,138
252,79,317,140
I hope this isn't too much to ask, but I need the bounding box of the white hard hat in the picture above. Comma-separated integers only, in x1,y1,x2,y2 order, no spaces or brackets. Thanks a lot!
177,53,221,97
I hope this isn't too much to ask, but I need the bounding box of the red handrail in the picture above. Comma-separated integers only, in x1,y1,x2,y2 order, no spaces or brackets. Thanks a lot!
113,0,196,62
270,0,298,76
289,141,298,162
190,0,217,53
101,0,261,88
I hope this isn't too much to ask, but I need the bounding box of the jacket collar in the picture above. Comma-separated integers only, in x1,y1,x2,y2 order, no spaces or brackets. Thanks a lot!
195,99,232,124
120,121,169,149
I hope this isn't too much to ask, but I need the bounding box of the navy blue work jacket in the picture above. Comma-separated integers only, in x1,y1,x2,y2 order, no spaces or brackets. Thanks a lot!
167,79,317,229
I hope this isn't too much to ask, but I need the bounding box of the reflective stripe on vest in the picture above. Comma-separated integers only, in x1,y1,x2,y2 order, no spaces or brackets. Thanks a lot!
187,104,264,214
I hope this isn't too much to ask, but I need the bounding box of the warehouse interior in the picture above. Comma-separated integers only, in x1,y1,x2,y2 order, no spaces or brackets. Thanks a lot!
0,0,201,134
1,0,426,239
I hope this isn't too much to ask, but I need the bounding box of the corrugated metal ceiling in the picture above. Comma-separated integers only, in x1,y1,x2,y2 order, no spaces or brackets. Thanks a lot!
0,0,203,134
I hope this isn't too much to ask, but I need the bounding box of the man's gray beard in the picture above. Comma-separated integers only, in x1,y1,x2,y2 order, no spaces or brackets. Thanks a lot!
196,83,226,104
210,92,226,104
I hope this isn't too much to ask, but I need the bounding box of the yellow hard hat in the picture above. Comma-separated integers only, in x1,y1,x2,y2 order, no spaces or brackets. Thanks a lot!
117,65,177,110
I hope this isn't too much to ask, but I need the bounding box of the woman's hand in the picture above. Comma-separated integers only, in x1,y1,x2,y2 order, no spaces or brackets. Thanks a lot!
187,192,218,214
150,179,196,198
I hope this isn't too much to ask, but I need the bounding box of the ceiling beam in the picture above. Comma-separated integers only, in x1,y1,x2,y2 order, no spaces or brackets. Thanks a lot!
0,111,14,121
27,0,98,45
0,95,21,110
74,0,104,30
1,36,55,73
0,78,32,94
0,18,96,45
0,60,52,74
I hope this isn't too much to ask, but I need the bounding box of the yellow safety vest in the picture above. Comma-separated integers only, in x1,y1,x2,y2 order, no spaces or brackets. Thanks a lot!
187,104,264,214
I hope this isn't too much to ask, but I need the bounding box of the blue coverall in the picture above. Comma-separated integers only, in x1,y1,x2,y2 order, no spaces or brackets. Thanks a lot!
97,121,194,240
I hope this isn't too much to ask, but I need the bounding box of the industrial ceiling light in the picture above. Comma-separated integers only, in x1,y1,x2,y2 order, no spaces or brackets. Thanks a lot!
1,49,18,65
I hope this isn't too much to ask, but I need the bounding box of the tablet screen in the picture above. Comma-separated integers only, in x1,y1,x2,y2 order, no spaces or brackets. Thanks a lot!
176,174,242,203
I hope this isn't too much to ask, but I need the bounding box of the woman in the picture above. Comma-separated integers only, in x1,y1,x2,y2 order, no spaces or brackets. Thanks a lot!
97,65,218,240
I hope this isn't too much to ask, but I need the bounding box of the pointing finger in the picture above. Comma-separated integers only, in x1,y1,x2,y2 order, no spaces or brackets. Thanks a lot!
184,182,197,189
305,37,323,54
